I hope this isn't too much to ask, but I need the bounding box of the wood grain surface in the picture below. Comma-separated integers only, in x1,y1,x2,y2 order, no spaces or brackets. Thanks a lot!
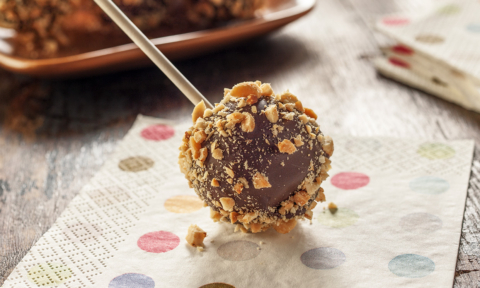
1,0,480,287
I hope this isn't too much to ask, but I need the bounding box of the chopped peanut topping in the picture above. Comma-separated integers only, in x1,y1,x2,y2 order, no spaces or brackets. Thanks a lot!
285,103,295,112
212,148,223,160
210,208,222,222
284,201,294,210
260,83,273,96
278,139,296,154
265,105,279,123
273,219,297,234
234,182,244,194
247,94,259,105
226,112,245,124
305,108,317,119
198,148,208,162
305,210,313,220
323,136,334,156
192,100,206,124
212,103,225,114
224,167,235,178
253,172,271,189
194,130,207,144
230,82,261,98
279,91,298,103
190,137,201,159
230,212,238,223
299,114,309,124
241,112,255,132
203,109,213,118
316,188,326,202
250,223,262,233
185,224,207,247
293,191,310,206
211,178,220,187
195,118,207,130
293,135,304,147
309,201,317,210
295,101,305,113
241,212,257,223
220,197,235,211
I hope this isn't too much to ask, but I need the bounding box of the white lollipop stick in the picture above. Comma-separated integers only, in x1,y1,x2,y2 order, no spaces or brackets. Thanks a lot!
94,0,213,109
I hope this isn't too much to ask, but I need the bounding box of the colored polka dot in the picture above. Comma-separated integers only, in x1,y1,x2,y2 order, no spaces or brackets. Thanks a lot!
301,247,346,269
331,172,369,190
200,284,235,288
119,156,154,172
417,143,455,159
388,254,435,278
437,4,461,15
137,231,180,253
410,176,449,195
317,208,359,228
389,57,410,69
164,195,204,213
400,213,442,233
415,34,445,44
109,273,155,288
141,124,175,141
382,17,410,26
217,240,260,261
466,23,480,33
391,45,414,55
62,222,103,243
27,263,72,286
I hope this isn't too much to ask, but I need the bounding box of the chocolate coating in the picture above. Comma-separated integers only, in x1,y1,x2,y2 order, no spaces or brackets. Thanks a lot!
193,97,327,218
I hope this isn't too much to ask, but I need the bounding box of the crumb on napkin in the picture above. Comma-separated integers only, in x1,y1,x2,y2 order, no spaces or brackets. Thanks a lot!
186,224,207,248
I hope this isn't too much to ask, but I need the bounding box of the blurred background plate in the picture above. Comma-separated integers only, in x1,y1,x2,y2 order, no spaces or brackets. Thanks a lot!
0,0,315,78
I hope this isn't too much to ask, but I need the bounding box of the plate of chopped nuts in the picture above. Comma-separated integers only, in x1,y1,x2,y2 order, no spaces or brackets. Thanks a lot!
0,0,315,78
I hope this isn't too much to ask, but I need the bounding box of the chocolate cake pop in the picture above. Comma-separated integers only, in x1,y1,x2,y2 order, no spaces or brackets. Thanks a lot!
179,81,333,234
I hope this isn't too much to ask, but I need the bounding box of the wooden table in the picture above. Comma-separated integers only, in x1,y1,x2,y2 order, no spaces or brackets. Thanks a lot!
1,0,480,286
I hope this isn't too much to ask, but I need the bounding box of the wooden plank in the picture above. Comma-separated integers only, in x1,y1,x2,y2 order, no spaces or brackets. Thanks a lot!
1,0,480,286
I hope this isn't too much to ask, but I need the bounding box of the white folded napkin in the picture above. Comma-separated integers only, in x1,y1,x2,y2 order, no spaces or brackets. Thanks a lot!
374,0,480,112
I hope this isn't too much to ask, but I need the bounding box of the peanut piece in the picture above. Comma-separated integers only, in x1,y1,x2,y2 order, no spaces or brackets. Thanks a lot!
323,136,334,156
260,83,274,96
293,191,310,206
211,178,220,187
293,135,304,147
234,182,244,194
280,91,298,103
305,108,317,119
250,223,262,233
192,100,206,124
253,172,271,189
278,139,296,154
230,82,261,98
273,219,297,234
265,105,279,123
219,197,235,212
185,224,207,247
295,101,305,112
230,212,238,223
241,112,255,132
194,130,207,144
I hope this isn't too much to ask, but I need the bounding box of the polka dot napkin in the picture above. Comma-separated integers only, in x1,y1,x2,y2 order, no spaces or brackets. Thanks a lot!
374,0,480,113
2,115,474,288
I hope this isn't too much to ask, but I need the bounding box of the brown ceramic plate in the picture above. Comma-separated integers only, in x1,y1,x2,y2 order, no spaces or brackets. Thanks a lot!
0,0,315,78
